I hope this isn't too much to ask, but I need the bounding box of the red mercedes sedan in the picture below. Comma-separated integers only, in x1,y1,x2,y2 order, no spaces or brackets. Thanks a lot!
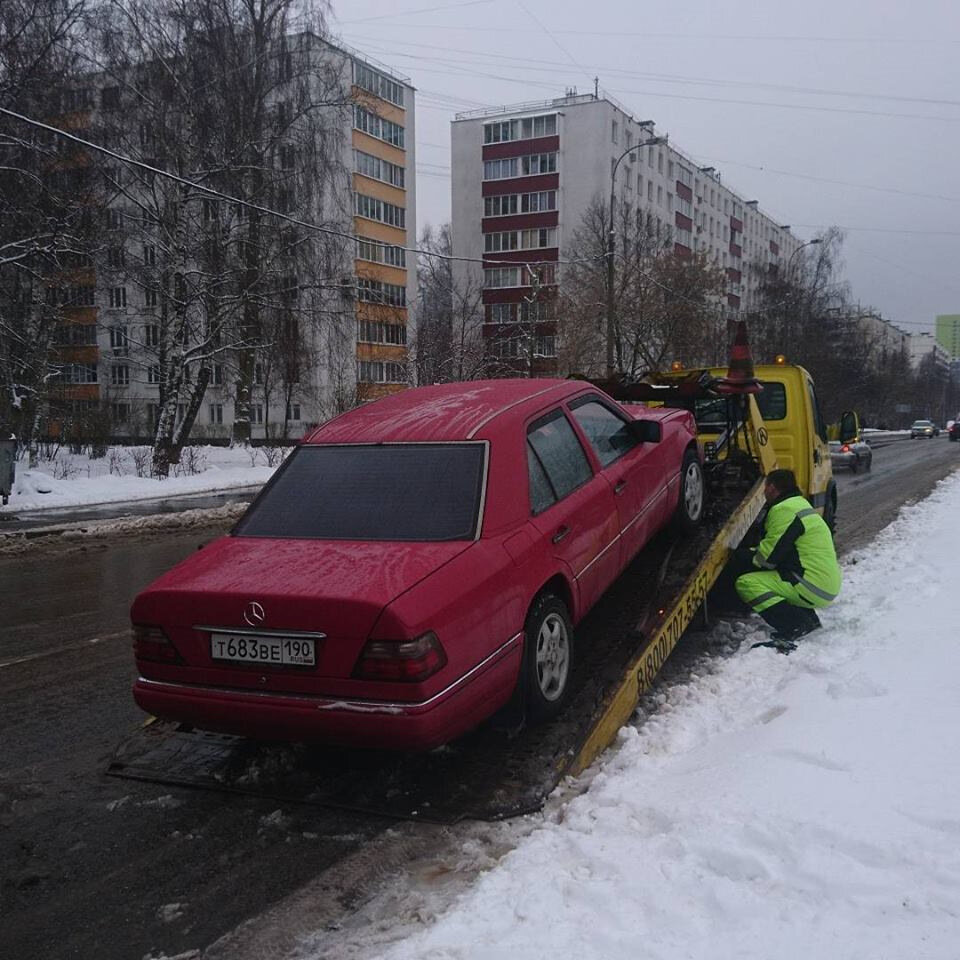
131,379,702,750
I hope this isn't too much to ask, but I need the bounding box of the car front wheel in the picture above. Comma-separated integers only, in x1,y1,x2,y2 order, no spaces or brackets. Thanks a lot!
523,592,574,724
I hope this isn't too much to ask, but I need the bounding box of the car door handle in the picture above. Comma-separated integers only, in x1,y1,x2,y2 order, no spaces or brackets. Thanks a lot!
552,525,571,544
614,479,628,495
813,448,822,464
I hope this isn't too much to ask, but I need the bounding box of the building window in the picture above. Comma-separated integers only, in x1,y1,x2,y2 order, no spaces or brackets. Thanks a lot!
353,106,404,148
286,402,301,421
534,334,557,357
111,364,130,386
107,246,125,268
143,243,156,266
483,157,518,180
112,402,130,423
490,337,520,359
354,150,405,188
145,324,159,346
483,194,519,217
484,266,522,289
109,326,129,356
487,303,516,323
358,360,406,384
109,287,127,308
357,320,407,345
104,208,122,230
483,114,556,144
254,363,264,385
354,193,405,228
352,60,404,107
521,152,557,175
356,236,406,267
209,403,223,425
144,286,158,308
148,365,161,384
356,278,407,307
252,404,264,425
61,363,98,384
521,190,556,213
612,120,618,144
212,364,224,385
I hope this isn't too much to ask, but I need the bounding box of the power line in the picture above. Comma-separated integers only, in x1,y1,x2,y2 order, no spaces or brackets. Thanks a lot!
349,33,960,110
349,40,960,124
0,104,599,269
336,0,494,26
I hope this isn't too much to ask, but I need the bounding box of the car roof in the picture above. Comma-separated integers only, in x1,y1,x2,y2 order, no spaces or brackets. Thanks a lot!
306,379,588,444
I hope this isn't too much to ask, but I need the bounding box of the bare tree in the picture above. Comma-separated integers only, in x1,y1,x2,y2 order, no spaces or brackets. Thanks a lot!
90,0,351,474
560,196,724,378
0,0,91,453
413,223,491,383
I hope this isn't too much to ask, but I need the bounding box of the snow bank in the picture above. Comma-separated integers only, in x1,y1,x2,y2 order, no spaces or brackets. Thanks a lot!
353,472,960,960
1,445,284,514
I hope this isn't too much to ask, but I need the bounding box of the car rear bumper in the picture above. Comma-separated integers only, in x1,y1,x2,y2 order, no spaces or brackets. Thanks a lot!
133,633,523,750
830,452,856,469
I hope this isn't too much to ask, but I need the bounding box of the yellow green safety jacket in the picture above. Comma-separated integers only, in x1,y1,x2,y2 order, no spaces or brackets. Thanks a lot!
753,491,842,607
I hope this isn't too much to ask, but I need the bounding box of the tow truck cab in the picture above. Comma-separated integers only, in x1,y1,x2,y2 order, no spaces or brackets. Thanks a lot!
676,362,839,528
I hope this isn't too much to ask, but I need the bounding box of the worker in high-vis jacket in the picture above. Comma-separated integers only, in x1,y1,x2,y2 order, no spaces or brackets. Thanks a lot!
735,468,842,650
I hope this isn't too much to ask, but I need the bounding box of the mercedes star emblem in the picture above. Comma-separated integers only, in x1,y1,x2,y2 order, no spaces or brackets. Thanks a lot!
243,601,266,626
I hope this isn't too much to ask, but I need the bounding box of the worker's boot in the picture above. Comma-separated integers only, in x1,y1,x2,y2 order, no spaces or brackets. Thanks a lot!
751,601,821,652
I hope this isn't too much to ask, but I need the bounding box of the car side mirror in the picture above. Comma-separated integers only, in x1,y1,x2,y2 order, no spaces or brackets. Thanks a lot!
629,419,662,443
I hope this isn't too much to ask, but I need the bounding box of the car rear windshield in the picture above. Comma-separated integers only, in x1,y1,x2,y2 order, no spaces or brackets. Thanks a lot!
233,443,487,541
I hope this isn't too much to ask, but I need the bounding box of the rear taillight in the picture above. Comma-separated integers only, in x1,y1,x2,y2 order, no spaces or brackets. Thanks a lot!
353,631,447,682
132,624,183,664
841,444,850,452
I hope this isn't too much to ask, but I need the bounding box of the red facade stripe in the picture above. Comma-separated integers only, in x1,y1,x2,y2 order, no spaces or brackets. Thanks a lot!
730,216,743,233
676,182,692,202
483,248,559,264
482,136,560,161
482,212,559,232
675,212,693,231
481,173,559,197
482,287,557,304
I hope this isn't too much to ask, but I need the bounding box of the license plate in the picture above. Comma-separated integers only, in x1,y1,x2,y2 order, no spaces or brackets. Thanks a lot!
209,633,316,666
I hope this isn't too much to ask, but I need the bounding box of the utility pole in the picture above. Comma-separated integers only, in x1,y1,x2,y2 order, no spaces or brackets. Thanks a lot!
606,135,665,378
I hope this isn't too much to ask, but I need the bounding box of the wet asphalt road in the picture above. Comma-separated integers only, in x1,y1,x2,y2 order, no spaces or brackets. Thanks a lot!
0,437,957,960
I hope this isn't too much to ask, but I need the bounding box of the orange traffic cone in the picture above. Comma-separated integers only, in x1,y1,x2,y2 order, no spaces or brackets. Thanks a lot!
715,320,762,394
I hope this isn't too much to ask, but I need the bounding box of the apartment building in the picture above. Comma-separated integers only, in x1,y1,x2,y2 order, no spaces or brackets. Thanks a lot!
49,35,415,442
909,331,951,373
451,91,801,374
935,314,960,361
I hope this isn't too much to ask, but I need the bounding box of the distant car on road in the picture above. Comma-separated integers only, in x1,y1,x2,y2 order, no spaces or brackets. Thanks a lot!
910,419,937,439
949,421,960,442
130,379,704,750
829,437,872,473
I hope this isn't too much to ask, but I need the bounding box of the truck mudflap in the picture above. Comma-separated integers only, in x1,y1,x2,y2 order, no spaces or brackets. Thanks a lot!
107,484,764,823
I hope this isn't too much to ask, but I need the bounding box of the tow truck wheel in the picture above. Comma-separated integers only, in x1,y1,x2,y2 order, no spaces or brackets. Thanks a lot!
673,450,705,533
523,592,574,724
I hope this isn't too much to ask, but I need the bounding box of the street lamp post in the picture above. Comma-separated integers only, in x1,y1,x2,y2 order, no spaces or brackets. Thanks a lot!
606,135,666,379
782,238,821,350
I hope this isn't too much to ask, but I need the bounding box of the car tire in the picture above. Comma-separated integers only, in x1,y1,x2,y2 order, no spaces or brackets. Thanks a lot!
523,592,574,724
822,485,837,534
672,449,705,534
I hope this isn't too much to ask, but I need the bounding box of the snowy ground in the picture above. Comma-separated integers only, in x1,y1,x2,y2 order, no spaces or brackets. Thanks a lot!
1,444,284,514
304,471,960,960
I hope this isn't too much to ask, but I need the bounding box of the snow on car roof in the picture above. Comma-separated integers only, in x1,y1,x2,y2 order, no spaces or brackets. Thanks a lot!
306,379,580,444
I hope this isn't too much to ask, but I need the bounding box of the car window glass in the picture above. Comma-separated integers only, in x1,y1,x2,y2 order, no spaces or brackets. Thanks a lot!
570,399,638,467
527,444,556,514
807,381,828,442
234,443,486,541
527,410,592,503
755,382,787,421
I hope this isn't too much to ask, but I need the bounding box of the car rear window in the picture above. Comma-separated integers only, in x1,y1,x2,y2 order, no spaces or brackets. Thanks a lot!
233,443,486,541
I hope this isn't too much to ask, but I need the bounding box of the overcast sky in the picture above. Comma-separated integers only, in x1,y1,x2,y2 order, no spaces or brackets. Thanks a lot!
331,0,960,334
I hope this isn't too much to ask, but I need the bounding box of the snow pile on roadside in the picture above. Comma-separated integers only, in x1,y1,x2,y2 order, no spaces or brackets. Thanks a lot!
345,473,960,960
2,444,285,513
